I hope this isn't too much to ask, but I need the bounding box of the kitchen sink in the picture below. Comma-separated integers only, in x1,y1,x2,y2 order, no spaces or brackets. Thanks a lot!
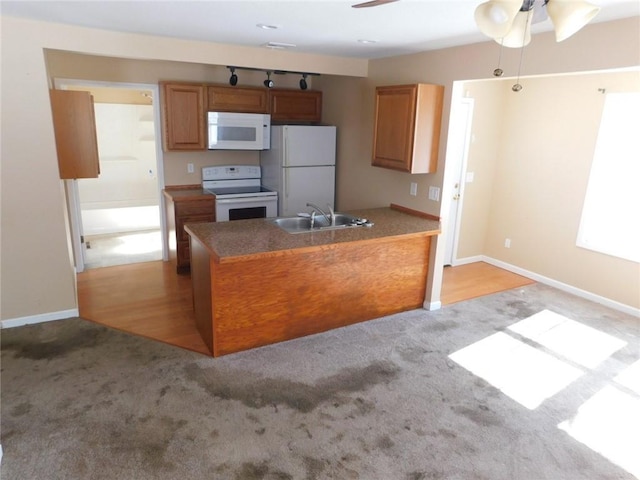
270,213,373,234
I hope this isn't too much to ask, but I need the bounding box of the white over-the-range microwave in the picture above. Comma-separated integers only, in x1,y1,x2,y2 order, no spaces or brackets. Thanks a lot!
207,112,271,150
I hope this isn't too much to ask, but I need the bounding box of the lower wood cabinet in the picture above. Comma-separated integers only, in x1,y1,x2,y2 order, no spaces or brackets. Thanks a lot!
164,191,215,273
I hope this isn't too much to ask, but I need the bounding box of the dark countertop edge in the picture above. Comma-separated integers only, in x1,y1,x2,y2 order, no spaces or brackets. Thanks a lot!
163,187,213,201
185,205,441,265
209,229,441,265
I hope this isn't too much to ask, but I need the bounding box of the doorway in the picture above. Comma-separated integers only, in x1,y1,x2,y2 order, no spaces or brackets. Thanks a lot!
443,93,474,266
56,80,167,271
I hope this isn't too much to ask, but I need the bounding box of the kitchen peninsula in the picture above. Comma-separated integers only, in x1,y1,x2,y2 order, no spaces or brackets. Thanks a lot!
185,205,440,356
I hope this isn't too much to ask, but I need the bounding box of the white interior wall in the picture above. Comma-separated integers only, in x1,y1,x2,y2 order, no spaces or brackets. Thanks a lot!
79,103,160,235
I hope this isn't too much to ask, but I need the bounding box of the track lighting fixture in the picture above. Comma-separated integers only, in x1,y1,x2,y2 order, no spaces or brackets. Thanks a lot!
263,71,274,88
229,67,238,86
226,67,318,88
299,74,308,90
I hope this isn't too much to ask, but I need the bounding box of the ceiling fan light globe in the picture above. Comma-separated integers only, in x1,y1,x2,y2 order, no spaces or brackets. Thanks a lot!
498,10,534,48
474,0,522,39
546,0,601,42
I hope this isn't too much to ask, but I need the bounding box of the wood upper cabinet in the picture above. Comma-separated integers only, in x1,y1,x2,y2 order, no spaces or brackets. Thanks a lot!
49,89,100,179
372,83,444,174
160,82,206,151
268,89,322,123
207,85,268,113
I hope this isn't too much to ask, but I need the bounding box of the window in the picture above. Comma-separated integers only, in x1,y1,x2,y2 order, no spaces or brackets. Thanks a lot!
577,92,640,263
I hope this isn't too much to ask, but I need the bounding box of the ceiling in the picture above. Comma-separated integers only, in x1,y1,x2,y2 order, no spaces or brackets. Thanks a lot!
1,0,638,59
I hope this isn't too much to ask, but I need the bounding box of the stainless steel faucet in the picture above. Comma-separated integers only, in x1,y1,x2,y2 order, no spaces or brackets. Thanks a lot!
306,202,335,226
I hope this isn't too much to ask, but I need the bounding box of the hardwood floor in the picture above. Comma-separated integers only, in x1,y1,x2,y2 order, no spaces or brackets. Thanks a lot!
77,260,535,356
77,261,210,355
441,262,535,305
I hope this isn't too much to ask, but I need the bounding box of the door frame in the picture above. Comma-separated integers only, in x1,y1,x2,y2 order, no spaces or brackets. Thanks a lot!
54,78,168,272
443,93,474,266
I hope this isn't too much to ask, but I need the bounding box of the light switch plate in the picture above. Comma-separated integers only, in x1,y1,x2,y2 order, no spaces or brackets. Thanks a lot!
410,182,417,196
428,186,440,201
187,163,194,174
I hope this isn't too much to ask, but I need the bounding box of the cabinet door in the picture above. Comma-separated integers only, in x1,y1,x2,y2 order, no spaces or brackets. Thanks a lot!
207,85,268,113
372,84,444,174
372,85,417,173
268,89,322,123
160,83,206,151
49,89,100,179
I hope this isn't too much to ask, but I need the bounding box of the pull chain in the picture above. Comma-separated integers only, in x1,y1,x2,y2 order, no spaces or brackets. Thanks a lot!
494,39,505,77
512,9,533,92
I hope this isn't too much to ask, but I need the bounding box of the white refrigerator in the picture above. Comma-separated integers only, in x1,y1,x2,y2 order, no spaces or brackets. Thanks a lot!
260,125,337,217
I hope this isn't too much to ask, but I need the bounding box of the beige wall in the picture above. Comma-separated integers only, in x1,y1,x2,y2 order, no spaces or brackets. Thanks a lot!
456,80,505,258
0,16,366,321
477,71,640,308
1,14,639,321
317,17,639,310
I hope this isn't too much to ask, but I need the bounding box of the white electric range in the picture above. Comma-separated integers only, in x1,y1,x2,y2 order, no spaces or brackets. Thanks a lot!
202,165,278,222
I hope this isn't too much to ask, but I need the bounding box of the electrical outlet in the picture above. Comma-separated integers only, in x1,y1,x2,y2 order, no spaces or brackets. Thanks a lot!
428,186,440,201
410,182,417,196
504,238,511,248
187,163,194,174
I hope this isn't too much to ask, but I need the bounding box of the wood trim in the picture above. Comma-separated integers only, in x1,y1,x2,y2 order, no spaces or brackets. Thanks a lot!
390,203,440,221
164,184,202,190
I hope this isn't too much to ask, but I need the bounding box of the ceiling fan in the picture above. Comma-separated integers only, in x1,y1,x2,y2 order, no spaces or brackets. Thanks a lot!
352,0,399,8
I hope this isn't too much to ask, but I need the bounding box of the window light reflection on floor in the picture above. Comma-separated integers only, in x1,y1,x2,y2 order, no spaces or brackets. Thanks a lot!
112,231,162,255
508,309,627,369
558,384,640,479
449,309,637,478
449,331,584,410
614,358,640,395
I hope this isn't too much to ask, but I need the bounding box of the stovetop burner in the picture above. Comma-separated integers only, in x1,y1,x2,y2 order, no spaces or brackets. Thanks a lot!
204,185,276,197
202,165,277,199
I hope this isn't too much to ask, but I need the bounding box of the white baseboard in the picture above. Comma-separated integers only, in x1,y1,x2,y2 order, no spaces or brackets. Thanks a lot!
473,256,640,318
450,255,483,267
425,301,442,311
1,309,79,329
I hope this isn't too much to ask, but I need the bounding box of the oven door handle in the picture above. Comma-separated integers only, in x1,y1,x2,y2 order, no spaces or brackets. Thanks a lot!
216,197,274,205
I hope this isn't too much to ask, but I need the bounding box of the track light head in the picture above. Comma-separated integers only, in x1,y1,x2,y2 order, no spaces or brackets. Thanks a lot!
229,67,238,86
263,71,274,88
299,74,308,90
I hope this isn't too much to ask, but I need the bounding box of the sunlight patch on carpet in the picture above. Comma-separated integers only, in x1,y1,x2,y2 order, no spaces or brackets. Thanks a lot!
558,384,640,479
449,331,584,410
508,309,627,368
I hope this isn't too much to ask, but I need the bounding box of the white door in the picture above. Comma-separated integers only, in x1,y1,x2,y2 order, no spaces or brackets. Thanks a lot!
444,97,474,266
65,180,87,272
281,166,335,217
283,126,336,167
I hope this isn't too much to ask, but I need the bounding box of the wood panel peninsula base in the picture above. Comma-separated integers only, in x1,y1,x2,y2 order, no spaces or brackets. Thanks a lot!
186,206,440,357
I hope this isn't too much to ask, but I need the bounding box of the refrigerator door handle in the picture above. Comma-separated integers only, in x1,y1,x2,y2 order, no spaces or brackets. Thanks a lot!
284,168,289,199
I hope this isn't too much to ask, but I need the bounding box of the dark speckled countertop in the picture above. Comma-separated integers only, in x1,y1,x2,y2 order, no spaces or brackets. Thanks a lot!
163,187,212,201
185,206,440,264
